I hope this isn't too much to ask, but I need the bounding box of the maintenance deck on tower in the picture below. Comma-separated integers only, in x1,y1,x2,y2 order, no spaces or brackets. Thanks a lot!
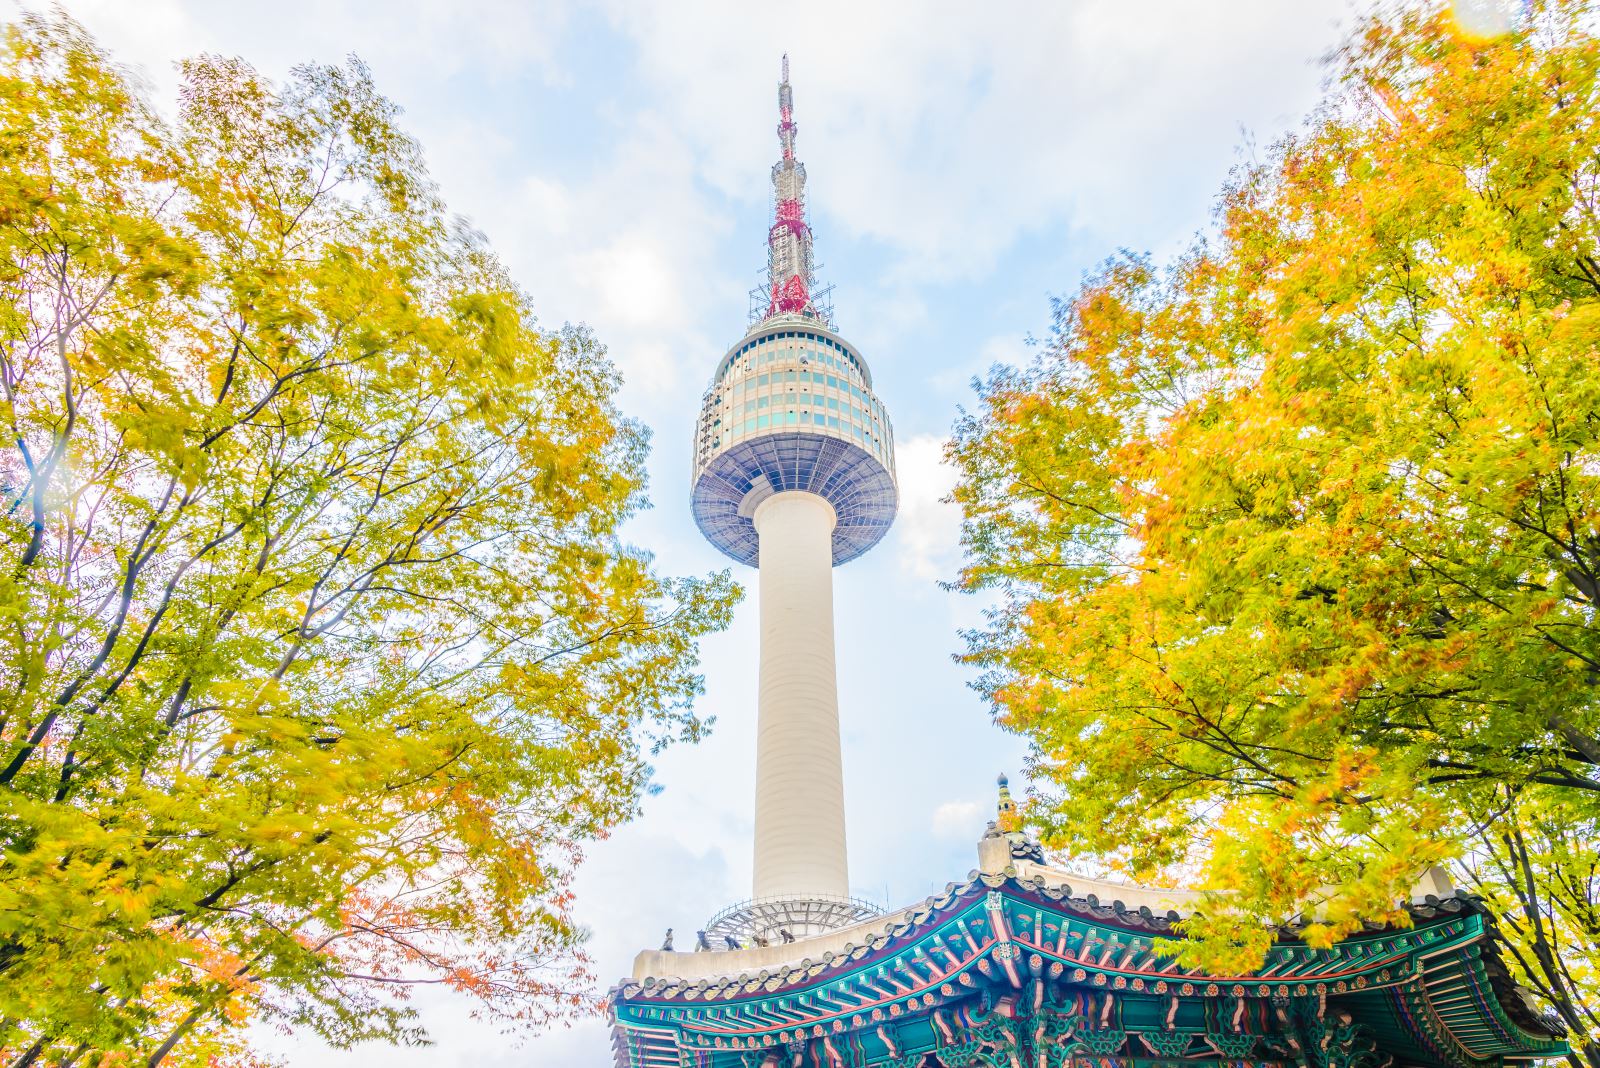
692,315,896,567
689,52,897,571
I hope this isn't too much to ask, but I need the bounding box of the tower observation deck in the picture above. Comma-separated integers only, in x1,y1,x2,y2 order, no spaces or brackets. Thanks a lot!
691,57,896,944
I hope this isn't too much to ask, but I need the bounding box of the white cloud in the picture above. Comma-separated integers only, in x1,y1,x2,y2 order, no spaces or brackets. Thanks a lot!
601,0,1348,282
892,433,961,582
931,799,984,840
458,112,735,398
931,332,1029,395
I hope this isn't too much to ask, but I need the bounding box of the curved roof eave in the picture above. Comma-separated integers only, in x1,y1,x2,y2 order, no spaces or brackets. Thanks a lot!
611,867,1566,1068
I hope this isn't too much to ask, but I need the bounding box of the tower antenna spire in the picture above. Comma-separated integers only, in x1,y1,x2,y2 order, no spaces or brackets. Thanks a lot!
766,54,823,322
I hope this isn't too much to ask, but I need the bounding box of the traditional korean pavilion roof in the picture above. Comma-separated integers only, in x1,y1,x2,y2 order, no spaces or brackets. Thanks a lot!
608,809,1566,1068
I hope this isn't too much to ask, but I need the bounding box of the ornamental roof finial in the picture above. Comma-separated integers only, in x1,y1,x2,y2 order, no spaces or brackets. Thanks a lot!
996,772,1019,834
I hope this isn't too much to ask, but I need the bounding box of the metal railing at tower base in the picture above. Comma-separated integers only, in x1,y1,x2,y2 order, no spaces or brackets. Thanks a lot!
701,894,883,949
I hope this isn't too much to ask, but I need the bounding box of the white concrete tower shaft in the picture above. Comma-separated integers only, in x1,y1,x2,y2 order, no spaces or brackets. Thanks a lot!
751,491,848,901
690,58,896,945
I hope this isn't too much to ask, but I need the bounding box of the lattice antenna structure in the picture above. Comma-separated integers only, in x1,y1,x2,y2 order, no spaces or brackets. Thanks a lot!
764,54,829,326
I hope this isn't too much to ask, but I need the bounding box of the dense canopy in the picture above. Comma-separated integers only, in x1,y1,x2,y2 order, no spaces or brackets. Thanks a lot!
951,3,1600,1064
0,15,734,1066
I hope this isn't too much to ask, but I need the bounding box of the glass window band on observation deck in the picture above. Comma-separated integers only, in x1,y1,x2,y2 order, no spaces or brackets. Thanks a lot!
693,324,896,486
690,317,898,568
710,320,874,391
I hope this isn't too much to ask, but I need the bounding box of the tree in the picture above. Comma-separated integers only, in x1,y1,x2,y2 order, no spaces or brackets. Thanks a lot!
0,15,735,1066
950,2,1600,1063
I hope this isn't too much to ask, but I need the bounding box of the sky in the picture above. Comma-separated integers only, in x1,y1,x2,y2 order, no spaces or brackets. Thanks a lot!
24,1,1355,1063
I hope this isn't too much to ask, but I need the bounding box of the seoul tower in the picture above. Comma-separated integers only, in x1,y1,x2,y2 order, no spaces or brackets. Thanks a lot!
693,56,896,944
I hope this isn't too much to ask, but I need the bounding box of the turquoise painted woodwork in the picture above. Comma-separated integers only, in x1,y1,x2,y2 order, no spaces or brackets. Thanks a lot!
608,872,1566,1068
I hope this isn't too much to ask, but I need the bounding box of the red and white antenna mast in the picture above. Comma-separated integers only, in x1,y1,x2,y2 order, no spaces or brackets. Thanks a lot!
764,54,826,323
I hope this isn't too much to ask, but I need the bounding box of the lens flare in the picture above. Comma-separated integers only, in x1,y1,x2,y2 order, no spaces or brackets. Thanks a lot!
1449,0,1517,41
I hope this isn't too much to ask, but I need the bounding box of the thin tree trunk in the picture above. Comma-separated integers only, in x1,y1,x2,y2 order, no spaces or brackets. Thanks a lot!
144,1002,208,1068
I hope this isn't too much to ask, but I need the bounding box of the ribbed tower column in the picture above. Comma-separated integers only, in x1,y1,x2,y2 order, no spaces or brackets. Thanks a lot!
751,491,848,901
